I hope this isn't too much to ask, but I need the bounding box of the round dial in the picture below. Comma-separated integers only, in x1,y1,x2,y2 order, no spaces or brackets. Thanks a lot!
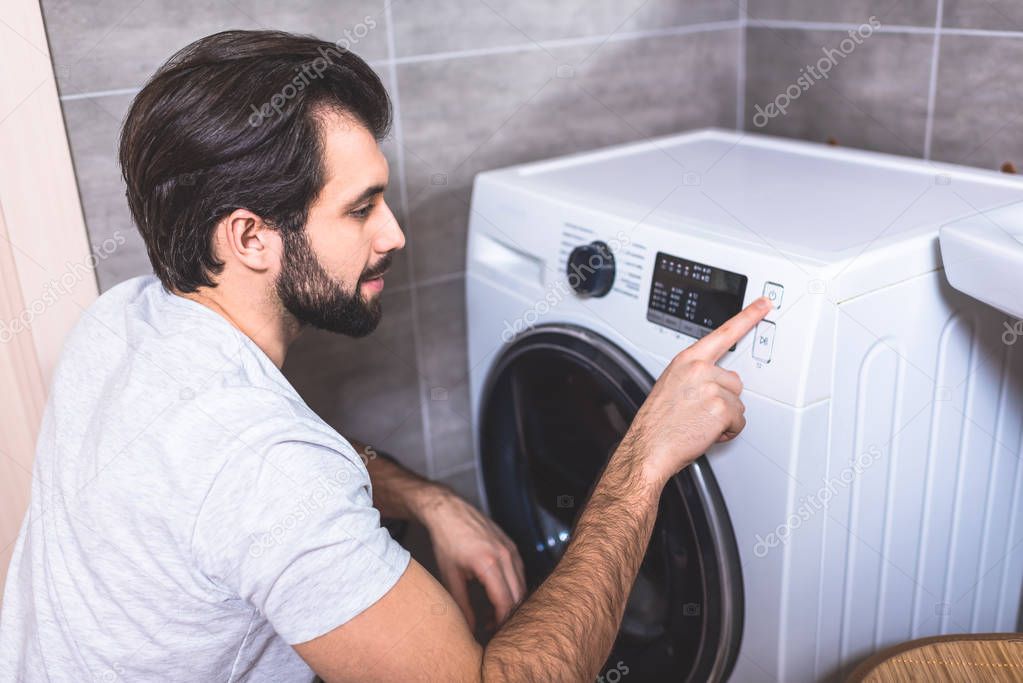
566,240,616,298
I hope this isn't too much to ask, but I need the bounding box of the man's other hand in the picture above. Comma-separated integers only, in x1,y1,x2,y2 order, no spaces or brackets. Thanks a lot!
417,487,526,629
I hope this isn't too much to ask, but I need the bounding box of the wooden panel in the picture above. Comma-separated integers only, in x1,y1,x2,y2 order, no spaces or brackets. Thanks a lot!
848,633,1023,682
0,0,99,593
0,199,46,592
0,0,99,386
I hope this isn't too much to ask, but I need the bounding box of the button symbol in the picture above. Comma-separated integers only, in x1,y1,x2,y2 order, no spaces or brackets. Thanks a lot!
763,282,784,309
752,320,776,363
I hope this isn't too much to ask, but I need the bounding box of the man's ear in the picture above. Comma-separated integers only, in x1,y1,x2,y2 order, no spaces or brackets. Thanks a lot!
215,208,281,275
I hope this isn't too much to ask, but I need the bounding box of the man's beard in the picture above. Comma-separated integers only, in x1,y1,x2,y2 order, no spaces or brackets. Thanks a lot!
275,228,391,338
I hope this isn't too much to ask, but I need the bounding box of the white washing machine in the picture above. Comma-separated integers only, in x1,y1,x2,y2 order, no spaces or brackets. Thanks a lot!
465,129,1023,682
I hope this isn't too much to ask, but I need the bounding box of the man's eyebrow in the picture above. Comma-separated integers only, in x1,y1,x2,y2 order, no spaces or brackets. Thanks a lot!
343,184,387,210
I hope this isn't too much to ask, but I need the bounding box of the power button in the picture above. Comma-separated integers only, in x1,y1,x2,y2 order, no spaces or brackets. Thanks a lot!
752,320,776,363
763,282,784,308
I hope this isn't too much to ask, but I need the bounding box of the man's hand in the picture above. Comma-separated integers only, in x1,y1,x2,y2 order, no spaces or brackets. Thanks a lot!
353,443,525,629
623,296,773,488
417,487,526,629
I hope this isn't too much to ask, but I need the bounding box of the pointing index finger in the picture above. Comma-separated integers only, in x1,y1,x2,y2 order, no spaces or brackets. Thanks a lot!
687,297,773,363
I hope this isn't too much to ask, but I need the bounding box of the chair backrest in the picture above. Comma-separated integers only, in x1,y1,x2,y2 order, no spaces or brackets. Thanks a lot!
847,633,1023,682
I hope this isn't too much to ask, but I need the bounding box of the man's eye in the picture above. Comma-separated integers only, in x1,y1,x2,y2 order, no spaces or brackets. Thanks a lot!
350,203,374,219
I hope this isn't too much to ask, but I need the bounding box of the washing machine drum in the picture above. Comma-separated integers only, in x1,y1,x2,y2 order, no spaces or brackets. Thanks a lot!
480,326,743,683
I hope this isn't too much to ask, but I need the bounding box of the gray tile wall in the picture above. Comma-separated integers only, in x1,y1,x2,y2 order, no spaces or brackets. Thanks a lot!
743,0,1023,172
43,1,741,502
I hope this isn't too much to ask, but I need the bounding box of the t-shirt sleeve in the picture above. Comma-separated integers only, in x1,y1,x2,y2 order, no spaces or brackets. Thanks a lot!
191,435,411,644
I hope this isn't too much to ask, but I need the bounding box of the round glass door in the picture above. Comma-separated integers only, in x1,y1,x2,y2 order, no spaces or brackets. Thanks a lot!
480,326,742,682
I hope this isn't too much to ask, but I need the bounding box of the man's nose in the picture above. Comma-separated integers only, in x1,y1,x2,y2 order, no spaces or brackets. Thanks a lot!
376,202,405,253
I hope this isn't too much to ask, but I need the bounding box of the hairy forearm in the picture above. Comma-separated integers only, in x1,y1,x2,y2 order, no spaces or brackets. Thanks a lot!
354,440,447,521
482,440,663,683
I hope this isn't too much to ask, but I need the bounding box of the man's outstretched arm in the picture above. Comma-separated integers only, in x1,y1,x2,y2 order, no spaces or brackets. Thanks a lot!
483,433,660,681
296,298,771,682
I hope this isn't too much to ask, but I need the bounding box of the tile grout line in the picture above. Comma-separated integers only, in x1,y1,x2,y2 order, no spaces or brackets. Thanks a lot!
923,0,946,161
747,18,934,34
382,0,436,478
736,0,748,131
940,26,1023,38
749,17,984,35
60,85,140,101
56,21,742,102
54,21,1023,104
388,19,741,65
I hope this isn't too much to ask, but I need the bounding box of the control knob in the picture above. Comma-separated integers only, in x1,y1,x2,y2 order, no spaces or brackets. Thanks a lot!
566,241,616,298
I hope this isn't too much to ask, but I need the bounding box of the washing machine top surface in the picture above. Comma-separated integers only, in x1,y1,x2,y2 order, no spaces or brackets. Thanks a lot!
482,129,1023,268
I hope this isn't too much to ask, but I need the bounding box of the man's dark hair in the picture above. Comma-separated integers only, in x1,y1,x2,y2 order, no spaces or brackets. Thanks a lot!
118,29,392,292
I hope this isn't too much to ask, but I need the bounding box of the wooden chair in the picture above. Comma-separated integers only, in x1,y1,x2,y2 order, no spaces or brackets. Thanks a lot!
847,633,1023,682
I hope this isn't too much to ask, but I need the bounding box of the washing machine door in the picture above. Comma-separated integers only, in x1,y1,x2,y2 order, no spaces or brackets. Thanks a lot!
480,325,743,683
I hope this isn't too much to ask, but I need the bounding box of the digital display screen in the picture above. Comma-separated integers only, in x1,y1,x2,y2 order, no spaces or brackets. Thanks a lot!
646,252,748,340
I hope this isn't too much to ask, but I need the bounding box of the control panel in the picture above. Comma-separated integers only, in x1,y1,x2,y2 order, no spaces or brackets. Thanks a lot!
646,252,748,342
643,253,787,363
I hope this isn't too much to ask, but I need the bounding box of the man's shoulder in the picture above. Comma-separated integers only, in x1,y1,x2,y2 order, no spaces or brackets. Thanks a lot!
56,274,358,475
191,382,350,456
62,275,305,416
81,273,160,327
56,274,156,350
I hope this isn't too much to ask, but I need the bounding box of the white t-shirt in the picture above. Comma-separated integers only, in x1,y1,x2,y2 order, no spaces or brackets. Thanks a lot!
0,275,410,682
